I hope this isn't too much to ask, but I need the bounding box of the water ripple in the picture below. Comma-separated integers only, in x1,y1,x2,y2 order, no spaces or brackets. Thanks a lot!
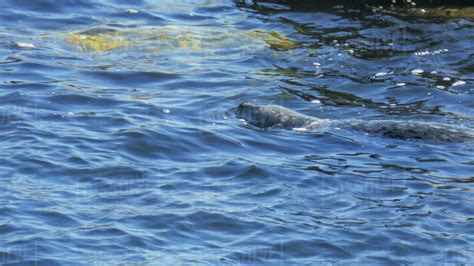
1,0,474,265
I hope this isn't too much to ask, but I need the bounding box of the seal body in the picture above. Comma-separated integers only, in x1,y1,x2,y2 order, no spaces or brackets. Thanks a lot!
342,120,474,142
236,103,474,142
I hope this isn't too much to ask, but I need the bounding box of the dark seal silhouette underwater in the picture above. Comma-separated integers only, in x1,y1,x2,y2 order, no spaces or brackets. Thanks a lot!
236,103,474,142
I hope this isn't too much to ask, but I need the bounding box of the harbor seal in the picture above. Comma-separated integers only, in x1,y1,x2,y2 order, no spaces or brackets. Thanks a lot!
236,103,474,142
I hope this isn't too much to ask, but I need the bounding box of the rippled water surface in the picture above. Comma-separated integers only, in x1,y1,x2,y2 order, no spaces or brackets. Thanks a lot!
1,0,474,264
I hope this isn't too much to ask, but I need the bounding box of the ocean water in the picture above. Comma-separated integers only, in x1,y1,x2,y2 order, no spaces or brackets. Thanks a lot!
0,0,473,265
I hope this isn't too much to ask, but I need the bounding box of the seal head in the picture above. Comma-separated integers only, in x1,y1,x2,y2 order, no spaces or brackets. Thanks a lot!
236,103,320,129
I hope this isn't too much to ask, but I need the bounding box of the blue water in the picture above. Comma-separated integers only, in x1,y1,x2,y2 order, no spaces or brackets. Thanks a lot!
1,0,474,264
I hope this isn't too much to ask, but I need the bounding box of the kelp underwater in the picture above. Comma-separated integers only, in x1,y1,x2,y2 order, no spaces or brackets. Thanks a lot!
64,25,301,53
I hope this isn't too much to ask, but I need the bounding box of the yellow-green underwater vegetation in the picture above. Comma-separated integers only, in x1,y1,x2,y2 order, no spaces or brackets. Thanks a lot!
64,25,301,53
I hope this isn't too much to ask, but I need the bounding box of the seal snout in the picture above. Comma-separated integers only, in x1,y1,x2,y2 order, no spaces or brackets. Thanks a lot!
236,102,263,124
236,102,258,115
238,102,256,109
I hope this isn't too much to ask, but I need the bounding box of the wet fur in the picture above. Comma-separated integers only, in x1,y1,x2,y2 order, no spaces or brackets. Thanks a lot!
236,103,474,142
